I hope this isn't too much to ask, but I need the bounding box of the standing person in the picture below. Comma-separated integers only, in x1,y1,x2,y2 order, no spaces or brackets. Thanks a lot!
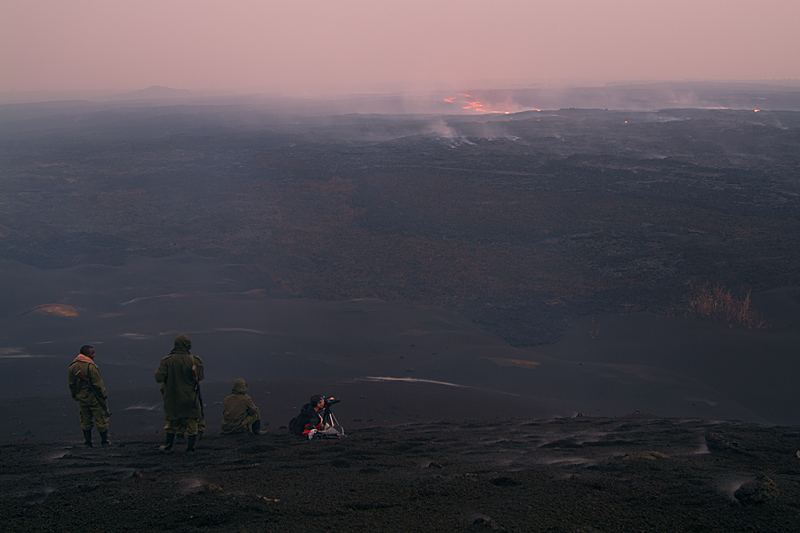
175,416,205,442
154,334,204,453
67,345,110,447
221,378,261,435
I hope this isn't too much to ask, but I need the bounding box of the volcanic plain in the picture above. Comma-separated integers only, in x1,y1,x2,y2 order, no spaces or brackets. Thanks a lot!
1,85,800,530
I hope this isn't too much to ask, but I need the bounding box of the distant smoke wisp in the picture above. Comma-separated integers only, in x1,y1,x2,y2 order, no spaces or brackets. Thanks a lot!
363,376,467,388
119,333,153,340
0,353,57,359
425,119,457,139
124,403,161,411
0,347,56,359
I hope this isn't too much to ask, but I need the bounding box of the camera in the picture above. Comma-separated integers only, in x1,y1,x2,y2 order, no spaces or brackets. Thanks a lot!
323,396,340,406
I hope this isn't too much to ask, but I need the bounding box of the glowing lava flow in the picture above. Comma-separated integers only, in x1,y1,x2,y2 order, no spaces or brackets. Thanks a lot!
444,93,511,114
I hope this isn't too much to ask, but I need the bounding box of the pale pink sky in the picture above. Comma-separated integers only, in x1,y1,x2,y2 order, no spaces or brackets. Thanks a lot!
2,0,799,95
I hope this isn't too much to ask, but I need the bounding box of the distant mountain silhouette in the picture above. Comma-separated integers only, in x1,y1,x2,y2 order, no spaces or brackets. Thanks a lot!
116,85,192,100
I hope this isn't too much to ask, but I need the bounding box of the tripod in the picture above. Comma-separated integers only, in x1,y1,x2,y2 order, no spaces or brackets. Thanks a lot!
319,407,346,437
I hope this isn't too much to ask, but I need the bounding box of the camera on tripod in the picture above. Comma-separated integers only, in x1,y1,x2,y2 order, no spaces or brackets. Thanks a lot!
323,396,340,406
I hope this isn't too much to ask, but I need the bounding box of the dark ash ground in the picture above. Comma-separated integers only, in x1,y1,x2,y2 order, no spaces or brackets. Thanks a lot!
3,415,799,532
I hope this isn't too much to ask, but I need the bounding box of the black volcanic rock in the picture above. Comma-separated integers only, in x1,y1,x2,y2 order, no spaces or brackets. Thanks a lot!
734,475,781,505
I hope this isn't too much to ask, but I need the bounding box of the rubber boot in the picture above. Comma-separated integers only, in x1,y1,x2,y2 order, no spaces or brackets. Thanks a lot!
186,434,196,453
251,420,261,435
100,431,110,447
159,432,175,452
83,429,93,448
197,431,203,441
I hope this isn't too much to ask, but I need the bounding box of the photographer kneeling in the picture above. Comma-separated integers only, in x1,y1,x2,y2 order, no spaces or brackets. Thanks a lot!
289,394,344,439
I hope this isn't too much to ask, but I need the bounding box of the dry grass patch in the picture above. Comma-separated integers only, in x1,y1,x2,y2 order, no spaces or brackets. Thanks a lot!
683,282,767,329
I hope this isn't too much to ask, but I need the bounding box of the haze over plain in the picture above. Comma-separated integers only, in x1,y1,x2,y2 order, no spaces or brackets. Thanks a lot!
2,5,800,530
1,0,799,434
2,97,800,430
2,0,800,96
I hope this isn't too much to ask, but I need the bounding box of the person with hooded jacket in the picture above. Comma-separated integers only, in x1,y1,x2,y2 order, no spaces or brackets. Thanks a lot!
221,378,261,435
154,334,204,453
67,345,110,447
289,394,336,439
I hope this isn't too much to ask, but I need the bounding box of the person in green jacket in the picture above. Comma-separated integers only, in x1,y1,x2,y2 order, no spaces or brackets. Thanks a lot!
221,378,261,435
154,334,204,453
67,345,110,447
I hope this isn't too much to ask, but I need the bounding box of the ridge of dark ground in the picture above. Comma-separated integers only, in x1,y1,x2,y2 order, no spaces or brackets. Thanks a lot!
3,415,799,532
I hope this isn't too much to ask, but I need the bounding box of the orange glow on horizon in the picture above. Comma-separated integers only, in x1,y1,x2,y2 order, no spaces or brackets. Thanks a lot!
444,93,518,114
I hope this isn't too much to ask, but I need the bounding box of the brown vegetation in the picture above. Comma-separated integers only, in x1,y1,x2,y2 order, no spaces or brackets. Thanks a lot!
683,282,767,329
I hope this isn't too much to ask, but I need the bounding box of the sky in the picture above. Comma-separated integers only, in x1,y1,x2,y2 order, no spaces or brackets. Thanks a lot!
2,0,800,95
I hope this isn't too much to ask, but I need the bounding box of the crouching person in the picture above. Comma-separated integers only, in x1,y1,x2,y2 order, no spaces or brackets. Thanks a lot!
221,378,261,435
289,394,344,439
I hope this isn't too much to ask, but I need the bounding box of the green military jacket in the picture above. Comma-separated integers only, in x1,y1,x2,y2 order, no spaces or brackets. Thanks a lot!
221,378,260,433
154,335,204,420
68,357,107,404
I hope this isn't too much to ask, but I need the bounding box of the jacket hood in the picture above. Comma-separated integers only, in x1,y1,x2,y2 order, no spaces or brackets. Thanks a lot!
171,334,192,354
72,354,96,365
231,378,248,394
